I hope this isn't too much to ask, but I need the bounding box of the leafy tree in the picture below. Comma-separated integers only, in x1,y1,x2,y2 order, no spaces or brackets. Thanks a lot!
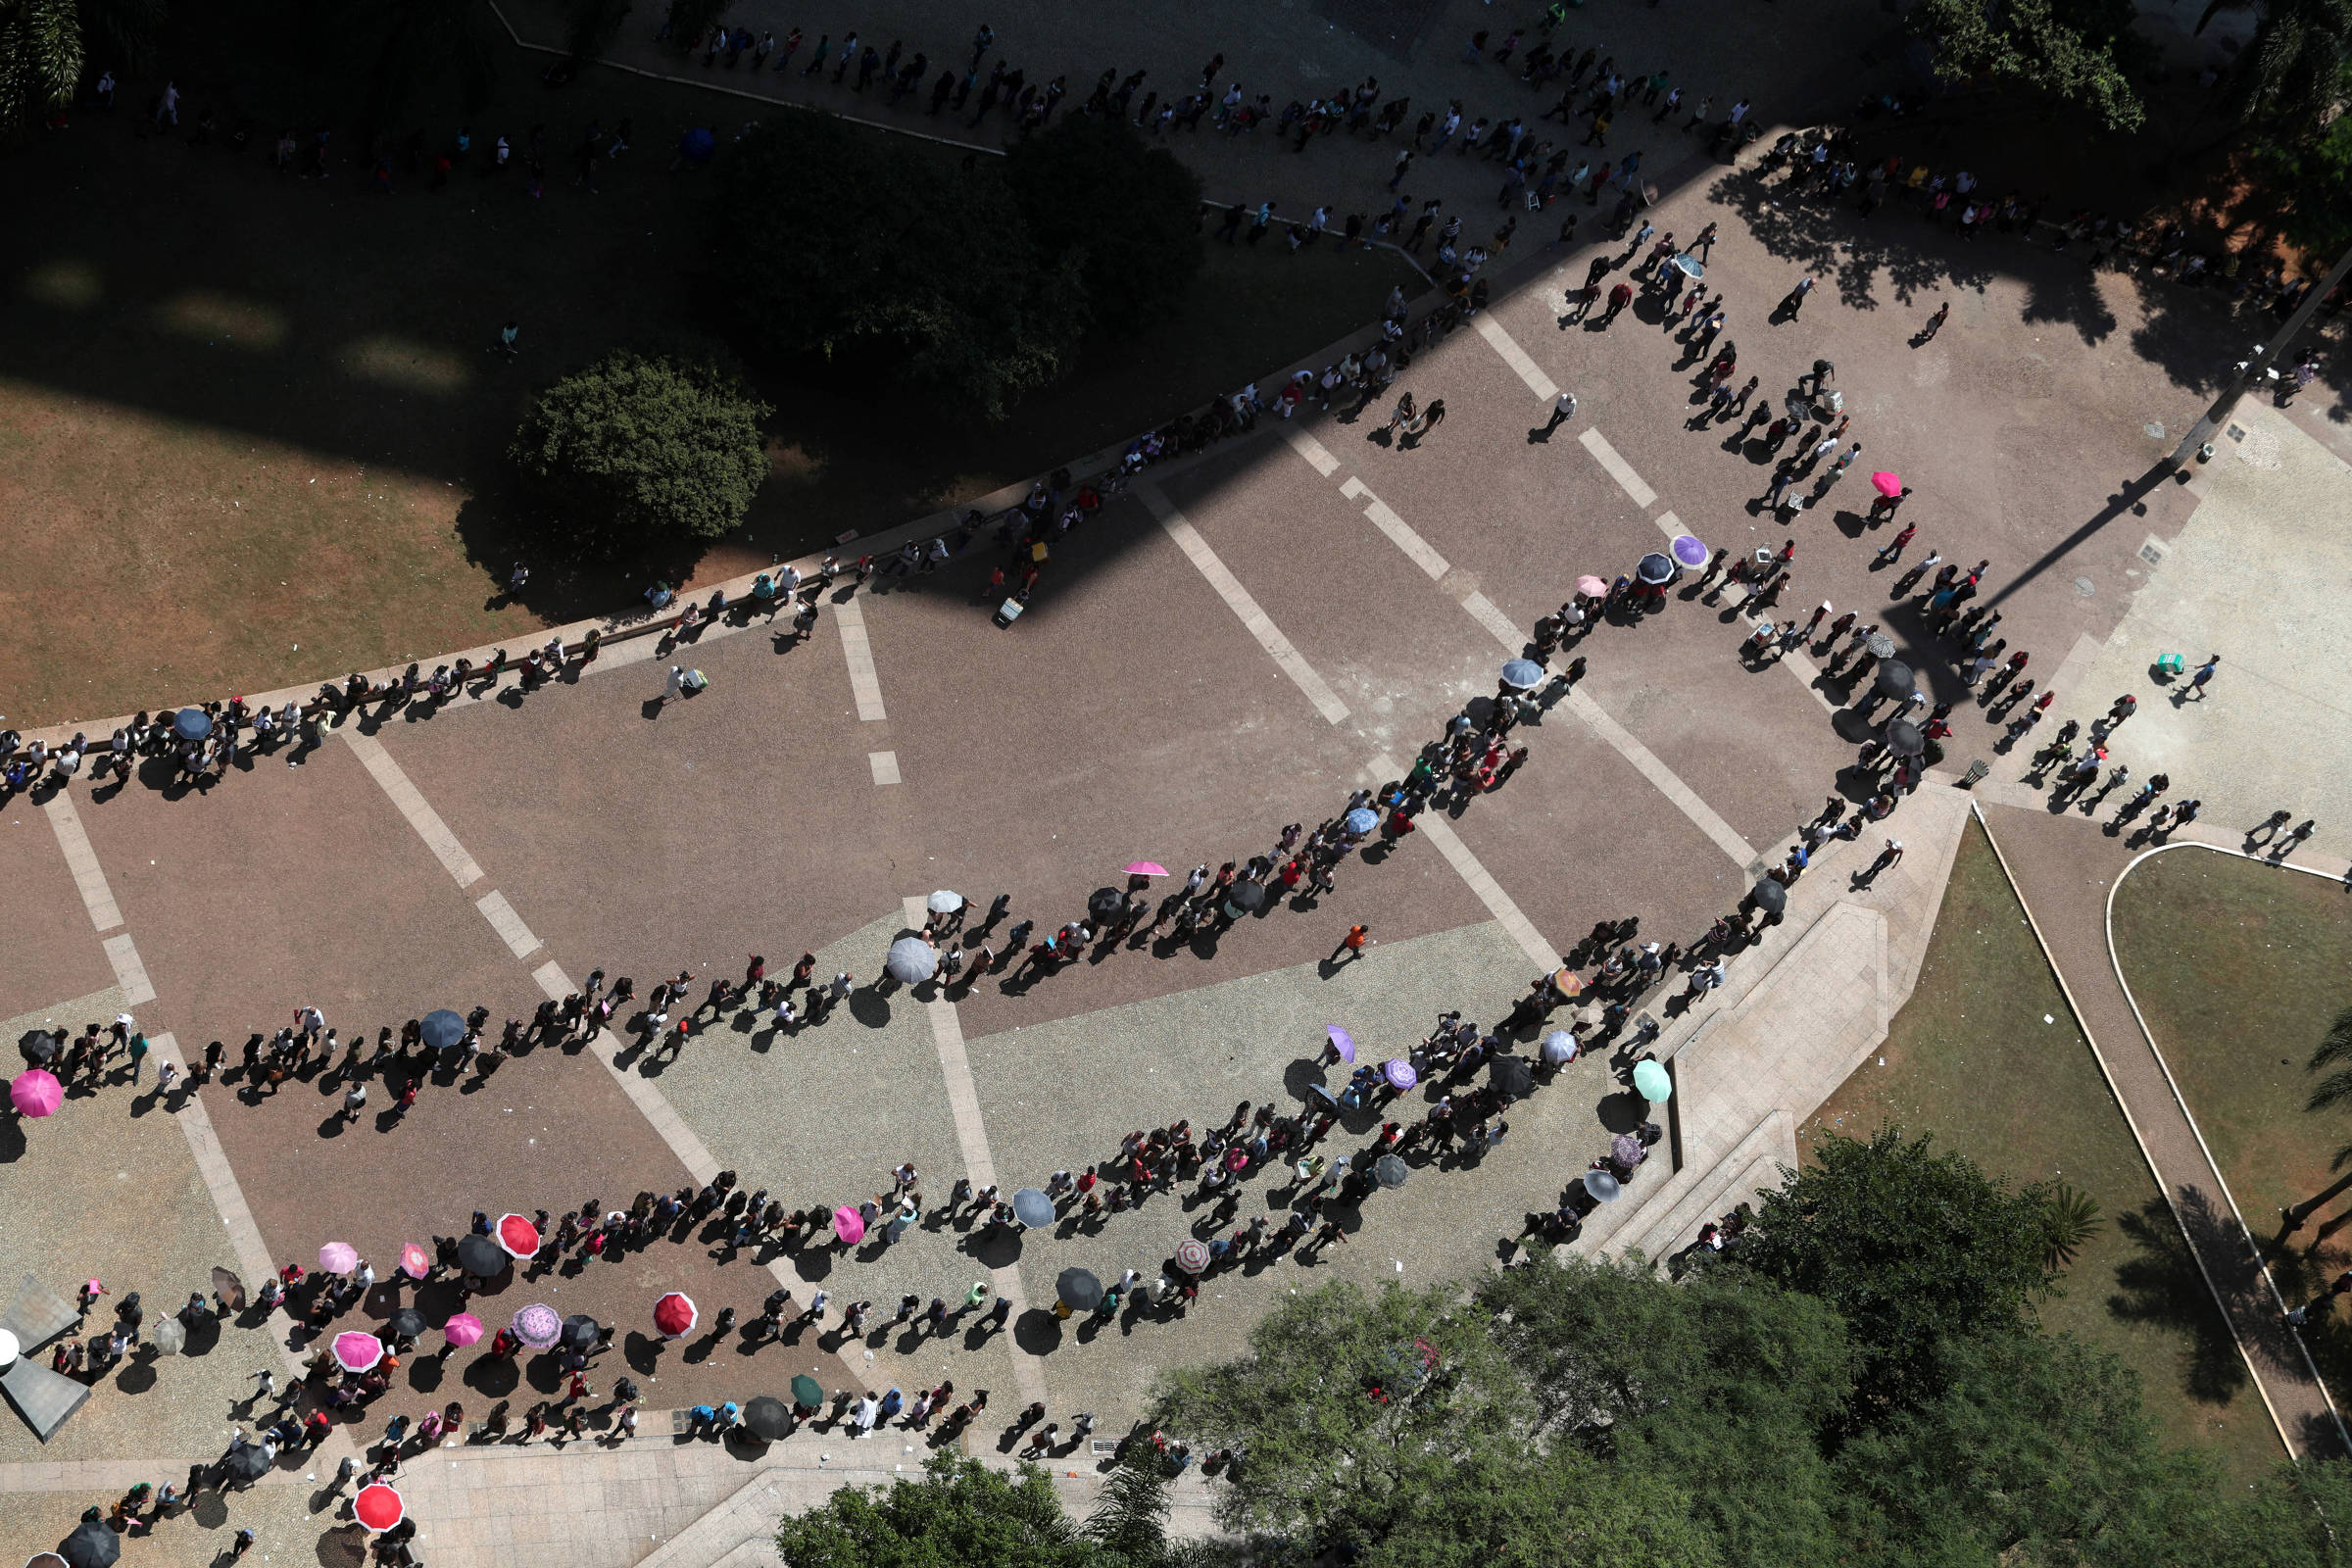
1907,0,2147,132
1733,1128,2063,1420
774,1455,1105,1568
1367,1447,1723,1568
2229,0,2352,131
0,0,159,132
1149,1282,1529,1555
508,349,770,551
1004,116,1204,336
1082,1459,1211,1568
710,113,1085,419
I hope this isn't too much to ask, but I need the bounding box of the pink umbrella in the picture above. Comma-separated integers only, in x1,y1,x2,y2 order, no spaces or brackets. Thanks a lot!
494,1213,540,1259
1576,574,1609,597
318,1242,358,1274
511,1303,562,1348
1326,1025,1356,1064
331,1330,384,1373
396,1243,430,1281
1870,470,1903,499
653,1292,697,1337
441,1312,484,1348
8,1069,62,1118
1122,861,1167,877
354,1482,405,1532
1383,1058,1418,1091
832,1204,866,1246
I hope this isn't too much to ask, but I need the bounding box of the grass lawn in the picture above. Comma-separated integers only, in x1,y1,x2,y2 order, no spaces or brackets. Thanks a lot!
0,35,1417,729
2110,847,2352,1412
1803,818,2284,1489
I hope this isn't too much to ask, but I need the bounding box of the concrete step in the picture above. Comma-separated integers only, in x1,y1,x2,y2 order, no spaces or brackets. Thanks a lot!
1627,1109,1794,1266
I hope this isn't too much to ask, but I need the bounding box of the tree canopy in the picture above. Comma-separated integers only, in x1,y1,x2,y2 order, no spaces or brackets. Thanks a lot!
1003,116,1205,335
1907,0,2149,132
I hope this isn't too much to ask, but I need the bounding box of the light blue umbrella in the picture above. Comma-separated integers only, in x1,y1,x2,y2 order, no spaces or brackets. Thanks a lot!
1344,808,1378,835
1499,659,1545,690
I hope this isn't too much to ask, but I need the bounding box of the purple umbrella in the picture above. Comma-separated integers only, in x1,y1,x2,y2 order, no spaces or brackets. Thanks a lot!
1383,1058,1417,1091
511,1303,562,1348
1327,1026,1356,1064
1671,533,1708,568
1611,1134,1647,1167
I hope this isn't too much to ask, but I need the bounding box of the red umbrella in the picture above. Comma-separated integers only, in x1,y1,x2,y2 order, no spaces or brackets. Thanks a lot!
1870,470,1903,499
494,1213,540,1259
653,1292,697,1337
353,1483,405,1532
397,1243,430,1280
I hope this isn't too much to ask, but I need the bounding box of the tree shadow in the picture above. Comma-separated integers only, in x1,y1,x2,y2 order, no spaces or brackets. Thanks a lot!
2105,1195,2251,1405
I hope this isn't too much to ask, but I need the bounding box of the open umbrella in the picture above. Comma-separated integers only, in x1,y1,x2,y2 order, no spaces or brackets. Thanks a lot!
18,1029,58,1063
511,1304,561,1348
1870,470,1903,500
318,1242,358,1275
1751,878,1788,915
171,708,213,742
419,1009,466,1052
1576,574,1609,597
1637,552,1675,585
789,1373,824,1410
220,1444,270,1484
1671,533,1709,568
561,1314,600,1352
1548,968,1584,1000
884,937,938,984
147,1316,187,1355
1344,807,1379,836
742,1395,791,1441
396,1243,430,1281
1,1328,24,1366
385,1307,428,1341
60,1519,121,1568
1174,1239,1210,1274
653,1293,698,1337
1012,1189,1054,1229
1490,1056,1534,1098
1875,660,1916,701
1865,631,1896,661
1122,861,1167,877
1327,1025,1356,1064
1374,1153,1409,1190
211,1267,246,1311
353,1483,405,1533
441,1312,483,1348
1499,659,1545,690
495,1213,540,1259
1886,718,1925,758
926,890,963,915
456,1234,506,1277
9,1068,62,1117
1632,1059,1673,1102
1541,1030,1579,1066
331,1330,384,1373
1056,1268,1103,1311
1612,1133,1648,1167
1584,1169,1624,1202
1672,253,1703,278
1088,887,1127,921
1383,1058,1418,1091
1225,881,1266,915
832,1204,866,1246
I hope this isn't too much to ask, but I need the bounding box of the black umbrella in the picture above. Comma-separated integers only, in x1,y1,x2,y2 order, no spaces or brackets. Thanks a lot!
1874,660,1915,701
1489,1056,1535,1098
220,1444,270,1483
1374,1154,1409,1190
385,1307,429,1341
561,1313,601,1352
1636,552,1674,585
1752,878,1788,915
1225,881,1266,915
742,1395,791,1442
1088,887,1126,922
419,1009,466,1052
456,1233,506,1277
1885,718,1925,758
1055,1268,1103,1311
59,1520,120,1568
18,1028,58,1063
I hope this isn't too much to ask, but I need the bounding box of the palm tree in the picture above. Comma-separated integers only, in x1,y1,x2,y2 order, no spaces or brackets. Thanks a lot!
2229,0,2352,133
2040,1184,2105,1272
2282,1005,2352,1231
0,0,152,132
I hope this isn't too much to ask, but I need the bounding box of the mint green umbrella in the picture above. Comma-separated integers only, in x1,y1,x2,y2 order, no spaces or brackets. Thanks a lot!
1632,1059,1672,1102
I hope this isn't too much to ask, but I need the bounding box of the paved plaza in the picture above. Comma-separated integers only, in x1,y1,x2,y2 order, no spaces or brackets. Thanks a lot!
7,1,2352,1563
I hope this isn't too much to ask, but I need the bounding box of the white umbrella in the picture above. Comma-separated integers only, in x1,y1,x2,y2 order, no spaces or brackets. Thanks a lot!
926,890,963,914
885,938,939,984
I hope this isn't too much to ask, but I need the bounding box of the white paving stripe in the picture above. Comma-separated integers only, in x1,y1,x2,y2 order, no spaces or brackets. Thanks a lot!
1279,423,1340,477
532,959,723,1186
1460,591,1525,651
1475,315,1560,401
1140,483,1351,725
1339,476,1450,581
345,731,485,888
1563,688,1757,863
100,932,155,1005
1652,509,1684,542
835,596,889,722
475,889,542,959
42,792,122,932
1579,428,1658,509
868,750,903,786
1414,814,1558,967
